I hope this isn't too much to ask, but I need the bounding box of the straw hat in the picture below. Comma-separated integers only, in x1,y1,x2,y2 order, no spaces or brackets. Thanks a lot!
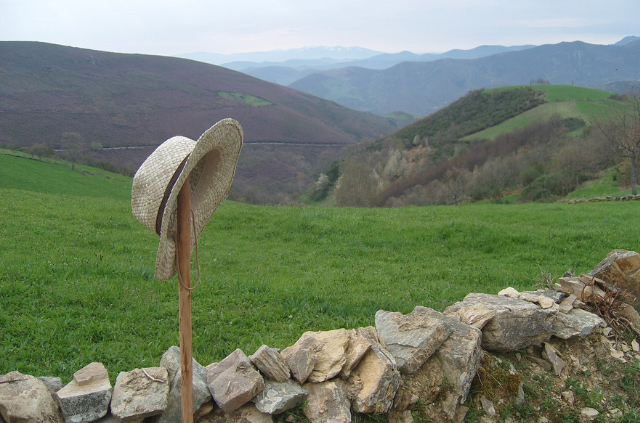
131,118,243,281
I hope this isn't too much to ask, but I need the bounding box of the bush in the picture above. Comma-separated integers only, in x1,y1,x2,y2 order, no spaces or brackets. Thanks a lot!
520,173,575,202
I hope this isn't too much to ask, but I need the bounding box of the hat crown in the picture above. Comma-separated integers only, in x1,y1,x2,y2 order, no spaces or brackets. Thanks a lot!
132,136,194,233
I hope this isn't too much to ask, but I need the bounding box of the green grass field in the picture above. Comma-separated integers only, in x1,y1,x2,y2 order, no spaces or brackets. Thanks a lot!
464,85,627,141
2,153,640,384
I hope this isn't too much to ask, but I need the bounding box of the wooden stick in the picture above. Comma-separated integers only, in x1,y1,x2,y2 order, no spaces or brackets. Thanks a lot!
177,176,193,423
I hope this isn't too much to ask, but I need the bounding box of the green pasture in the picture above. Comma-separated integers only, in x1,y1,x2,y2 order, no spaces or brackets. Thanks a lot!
1,154,640,383
466,85,627,141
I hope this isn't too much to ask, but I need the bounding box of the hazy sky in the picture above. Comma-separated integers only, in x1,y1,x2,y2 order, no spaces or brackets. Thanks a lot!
1,0,638,56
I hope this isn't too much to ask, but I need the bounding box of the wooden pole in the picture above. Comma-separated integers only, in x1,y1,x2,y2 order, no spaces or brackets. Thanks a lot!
177,176,193,423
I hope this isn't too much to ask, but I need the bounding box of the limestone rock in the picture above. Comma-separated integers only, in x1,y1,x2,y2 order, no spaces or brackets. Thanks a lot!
249,346,290,382
340,328,372,379
37,377,63,394
479,396,496,416
349,329,401,414
581,407,599,421
558,294,577,314
444,302,495,329
392,307,482,421
196,403,273,423
498,287,519,297
558,276,606,302
252,379,307,415
375,308,452,374
281,329,350,383
302,380,351,423
110,367,169,421
446,293,555,352
158,346,213,423
279,347,314,384
588,249,640,303
552,308,603,339
542,343,566,376
0,371,63,423
73,362,108,386
619,304,640,330
56,363,112,423
207,349,265,414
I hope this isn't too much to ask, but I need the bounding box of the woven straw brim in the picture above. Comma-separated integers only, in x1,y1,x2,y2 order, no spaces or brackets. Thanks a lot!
131,118,243,281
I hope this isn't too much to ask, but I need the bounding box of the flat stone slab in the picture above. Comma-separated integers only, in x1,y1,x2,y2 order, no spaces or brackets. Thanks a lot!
552,308,603,339
445,293,555,352
376,308,452,374
252,379,307,415
56,363,112,423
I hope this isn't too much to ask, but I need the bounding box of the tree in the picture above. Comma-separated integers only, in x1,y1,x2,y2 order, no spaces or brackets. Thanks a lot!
593,97,640,195
61,132,88,170
335,163,379,207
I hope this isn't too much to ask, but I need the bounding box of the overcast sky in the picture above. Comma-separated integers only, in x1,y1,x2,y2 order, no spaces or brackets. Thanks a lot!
1,0,638,56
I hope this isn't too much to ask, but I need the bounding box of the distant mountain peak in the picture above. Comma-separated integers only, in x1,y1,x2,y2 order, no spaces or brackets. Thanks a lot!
614,36,640,46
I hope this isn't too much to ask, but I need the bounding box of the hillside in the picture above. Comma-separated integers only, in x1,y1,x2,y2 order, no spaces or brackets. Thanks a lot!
319,85,635,207
3,152,640,389
289,40,640,116
0,42,398,204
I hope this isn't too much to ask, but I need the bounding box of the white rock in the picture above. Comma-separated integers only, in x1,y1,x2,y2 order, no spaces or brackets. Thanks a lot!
498,287,520,297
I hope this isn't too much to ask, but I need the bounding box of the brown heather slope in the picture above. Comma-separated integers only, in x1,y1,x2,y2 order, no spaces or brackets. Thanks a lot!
0,42,397,203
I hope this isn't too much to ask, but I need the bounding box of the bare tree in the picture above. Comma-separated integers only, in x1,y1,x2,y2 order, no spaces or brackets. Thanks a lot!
61,132,88,170
335,163,379,207
593,97,640,195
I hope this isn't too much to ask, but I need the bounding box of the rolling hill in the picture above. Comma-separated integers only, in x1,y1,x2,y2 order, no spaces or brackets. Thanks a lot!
321,85,634,207
0,42,398,203
289,40,640,116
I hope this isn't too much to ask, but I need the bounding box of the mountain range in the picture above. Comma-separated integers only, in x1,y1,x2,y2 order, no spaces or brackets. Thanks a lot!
0,42,397,203
289,39,640,115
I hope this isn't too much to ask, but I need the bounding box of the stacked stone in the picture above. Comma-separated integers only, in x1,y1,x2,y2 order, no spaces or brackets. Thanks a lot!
2,249,639,422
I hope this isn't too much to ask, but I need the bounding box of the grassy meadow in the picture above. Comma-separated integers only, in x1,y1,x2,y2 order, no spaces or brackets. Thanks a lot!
464,85,628,141
2,152,640,383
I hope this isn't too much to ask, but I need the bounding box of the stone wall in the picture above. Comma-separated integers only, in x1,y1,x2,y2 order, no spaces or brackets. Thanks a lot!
2,250,640,423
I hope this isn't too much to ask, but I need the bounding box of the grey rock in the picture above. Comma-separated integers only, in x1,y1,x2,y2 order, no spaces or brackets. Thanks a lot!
303,380,351,423
110,367,169,421
375,308,452,375
252,380,307,415
542,343,566,376
37,377,64,394
56,363,112,423
479,396,496,416
446,293,555,352
0,371,63,423
552,308,603,339
158,346,213,423
195,403,273,423
207,349,265,414
349,329,401,414
249,346,290,382
281,329,350,383
392,308,482,421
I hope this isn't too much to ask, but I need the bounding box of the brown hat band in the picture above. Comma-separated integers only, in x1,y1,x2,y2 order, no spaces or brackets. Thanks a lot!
155,154,190,235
